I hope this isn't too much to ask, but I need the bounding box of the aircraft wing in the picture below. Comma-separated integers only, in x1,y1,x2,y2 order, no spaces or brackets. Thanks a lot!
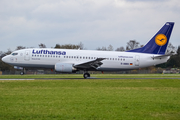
74,58,106,70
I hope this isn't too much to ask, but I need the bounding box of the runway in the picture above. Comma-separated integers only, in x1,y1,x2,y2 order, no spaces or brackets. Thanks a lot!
0,78,180,80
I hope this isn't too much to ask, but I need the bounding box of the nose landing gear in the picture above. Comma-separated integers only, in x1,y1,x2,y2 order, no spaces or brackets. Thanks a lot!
20,68,26,75
20,71,24,75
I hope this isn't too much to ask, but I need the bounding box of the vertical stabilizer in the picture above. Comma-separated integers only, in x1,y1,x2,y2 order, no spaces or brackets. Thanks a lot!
127,22,174,54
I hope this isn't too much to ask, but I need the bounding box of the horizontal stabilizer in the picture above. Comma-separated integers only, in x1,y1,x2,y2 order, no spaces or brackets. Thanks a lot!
152,53,175,59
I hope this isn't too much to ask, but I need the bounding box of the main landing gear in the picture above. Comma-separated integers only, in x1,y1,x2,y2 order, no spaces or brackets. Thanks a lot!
83,72,90,79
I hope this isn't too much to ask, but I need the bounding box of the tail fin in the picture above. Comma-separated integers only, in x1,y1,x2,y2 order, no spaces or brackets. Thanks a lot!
127,22,174,55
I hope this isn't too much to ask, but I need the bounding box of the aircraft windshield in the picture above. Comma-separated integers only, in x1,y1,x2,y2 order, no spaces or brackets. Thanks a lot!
12,53,18,56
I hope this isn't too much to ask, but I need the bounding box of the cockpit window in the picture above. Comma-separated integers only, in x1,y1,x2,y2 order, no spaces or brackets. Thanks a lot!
12,53,18,56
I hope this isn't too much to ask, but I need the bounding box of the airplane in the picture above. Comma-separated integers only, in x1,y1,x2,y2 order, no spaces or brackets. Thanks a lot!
2,22,174,78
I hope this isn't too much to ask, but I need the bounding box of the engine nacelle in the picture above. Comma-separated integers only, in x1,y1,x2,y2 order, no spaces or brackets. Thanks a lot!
55,63,76,73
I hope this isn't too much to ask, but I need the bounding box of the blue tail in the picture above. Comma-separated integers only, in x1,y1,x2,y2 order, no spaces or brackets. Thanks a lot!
127,22,174,55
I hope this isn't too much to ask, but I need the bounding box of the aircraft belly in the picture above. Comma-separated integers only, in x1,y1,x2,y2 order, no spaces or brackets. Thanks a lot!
10,63,54,69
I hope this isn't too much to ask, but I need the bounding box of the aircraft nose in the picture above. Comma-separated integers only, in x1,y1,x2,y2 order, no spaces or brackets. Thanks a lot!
2,56,9,63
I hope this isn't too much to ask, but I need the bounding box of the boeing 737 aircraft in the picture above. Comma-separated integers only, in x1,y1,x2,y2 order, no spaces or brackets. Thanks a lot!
2,22,174,78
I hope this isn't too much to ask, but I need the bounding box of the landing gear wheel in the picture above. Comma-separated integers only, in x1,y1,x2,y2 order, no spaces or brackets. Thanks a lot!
83,73,90,79
20,72,24,75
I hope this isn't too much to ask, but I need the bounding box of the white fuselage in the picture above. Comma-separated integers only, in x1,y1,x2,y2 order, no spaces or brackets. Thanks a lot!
2,48,169,71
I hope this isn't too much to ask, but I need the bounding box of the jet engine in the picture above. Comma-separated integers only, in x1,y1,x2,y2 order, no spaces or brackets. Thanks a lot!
55,63,77,73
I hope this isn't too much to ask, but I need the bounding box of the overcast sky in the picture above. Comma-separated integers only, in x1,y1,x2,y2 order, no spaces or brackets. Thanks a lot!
0,0,180,51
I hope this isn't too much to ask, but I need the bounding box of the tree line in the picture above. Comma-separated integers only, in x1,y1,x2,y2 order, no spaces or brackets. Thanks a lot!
0,40,179,72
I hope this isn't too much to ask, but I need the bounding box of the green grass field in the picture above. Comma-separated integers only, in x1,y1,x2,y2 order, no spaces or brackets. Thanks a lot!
0,74,180,120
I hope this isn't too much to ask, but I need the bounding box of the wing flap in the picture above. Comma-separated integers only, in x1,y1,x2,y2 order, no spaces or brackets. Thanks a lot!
74,58,106,70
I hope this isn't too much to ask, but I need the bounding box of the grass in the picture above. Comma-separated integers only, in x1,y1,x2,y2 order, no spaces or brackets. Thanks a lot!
0,75,180,119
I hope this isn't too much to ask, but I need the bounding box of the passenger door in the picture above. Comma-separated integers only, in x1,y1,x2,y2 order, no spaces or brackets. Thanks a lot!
24,50,30,61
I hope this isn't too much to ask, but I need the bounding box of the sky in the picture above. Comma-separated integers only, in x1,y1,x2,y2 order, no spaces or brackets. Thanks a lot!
0,0,180,51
